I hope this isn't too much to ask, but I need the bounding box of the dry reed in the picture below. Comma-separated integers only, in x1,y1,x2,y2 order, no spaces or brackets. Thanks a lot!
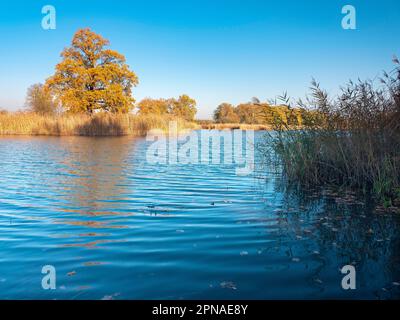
0,112,199,136
265,59,400,207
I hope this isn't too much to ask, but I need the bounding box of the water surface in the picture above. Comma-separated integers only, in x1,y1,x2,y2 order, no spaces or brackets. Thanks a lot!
0,131,399,299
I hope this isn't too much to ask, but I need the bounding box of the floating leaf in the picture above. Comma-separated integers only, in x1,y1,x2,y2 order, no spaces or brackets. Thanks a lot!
101,293,120,300
83,261,104,267
220,281,237,290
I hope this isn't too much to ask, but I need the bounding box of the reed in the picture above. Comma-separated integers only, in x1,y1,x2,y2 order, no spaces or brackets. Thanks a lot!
266,60,400,207
198,122,272,130
0,112,198,136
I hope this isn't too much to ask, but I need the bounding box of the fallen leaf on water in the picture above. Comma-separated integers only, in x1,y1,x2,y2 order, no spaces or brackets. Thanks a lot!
67,271,76,276
83,261,104,267
101,292,120,300
220,281,237,290
76,285,90,291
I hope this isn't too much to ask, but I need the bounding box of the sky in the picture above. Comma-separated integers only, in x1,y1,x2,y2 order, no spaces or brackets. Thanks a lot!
0,0,399,119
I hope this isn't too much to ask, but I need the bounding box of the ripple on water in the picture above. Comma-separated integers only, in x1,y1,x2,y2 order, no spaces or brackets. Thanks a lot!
0,134,400,299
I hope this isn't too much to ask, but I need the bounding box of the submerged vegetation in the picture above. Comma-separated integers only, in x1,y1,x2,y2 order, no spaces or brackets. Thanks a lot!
266,59,400,208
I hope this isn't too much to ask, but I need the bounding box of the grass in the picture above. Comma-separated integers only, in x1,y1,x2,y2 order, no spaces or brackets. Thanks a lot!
265,59,400,208
197,122,272,130
0,112,199,136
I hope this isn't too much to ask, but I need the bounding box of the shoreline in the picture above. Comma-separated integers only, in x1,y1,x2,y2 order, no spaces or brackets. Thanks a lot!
198,123,272,130
0,113,290,136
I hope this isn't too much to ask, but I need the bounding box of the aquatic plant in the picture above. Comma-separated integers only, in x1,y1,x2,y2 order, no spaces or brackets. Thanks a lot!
266,58,400,207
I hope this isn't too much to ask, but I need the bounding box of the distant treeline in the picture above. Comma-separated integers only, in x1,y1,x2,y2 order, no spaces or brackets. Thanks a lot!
136,95,197,121
212,102,306,125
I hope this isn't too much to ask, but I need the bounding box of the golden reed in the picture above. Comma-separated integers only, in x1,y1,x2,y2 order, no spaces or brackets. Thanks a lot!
0,112,198,136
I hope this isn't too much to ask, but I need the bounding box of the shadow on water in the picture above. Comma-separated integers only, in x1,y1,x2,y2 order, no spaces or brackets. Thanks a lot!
263,178,400,299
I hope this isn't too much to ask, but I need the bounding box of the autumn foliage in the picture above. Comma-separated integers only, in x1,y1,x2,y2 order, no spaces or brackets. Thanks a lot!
46,28,138,114
213,101,304,126
137,94,197,121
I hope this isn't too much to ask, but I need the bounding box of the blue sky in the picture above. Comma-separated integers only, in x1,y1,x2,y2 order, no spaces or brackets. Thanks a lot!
0,0,399,118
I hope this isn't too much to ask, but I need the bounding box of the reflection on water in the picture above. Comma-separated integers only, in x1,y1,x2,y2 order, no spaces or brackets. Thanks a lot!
0,132,399,299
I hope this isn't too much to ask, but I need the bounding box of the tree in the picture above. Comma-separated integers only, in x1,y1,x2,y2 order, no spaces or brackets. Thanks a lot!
213,103,240,123
26,83,56,115
137,98,170,115
235,103,264,124
169,95,197,120
46,28,138,114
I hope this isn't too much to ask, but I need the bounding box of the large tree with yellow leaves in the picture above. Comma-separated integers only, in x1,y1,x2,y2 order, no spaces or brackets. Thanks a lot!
46,28,138,114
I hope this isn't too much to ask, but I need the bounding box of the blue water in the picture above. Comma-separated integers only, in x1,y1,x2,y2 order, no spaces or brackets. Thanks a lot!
0,131,399,299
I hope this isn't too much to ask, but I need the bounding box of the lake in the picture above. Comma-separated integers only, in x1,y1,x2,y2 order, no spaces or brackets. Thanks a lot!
0,130,399,299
